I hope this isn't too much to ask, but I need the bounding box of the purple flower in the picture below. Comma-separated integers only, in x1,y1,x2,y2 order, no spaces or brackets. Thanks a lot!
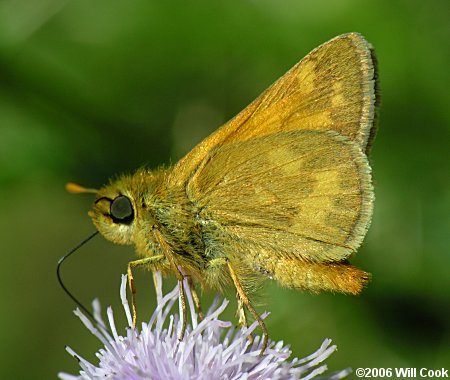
59,274,351,380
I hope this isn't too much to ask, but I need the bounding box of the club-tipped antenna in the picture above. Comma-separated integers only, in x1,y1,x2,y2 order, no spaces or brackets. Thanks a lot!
57,231,110,335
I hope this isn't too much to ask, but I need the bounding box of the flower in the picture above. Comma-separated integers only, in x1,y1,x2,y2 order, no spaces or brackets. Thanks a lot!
59,274,351,380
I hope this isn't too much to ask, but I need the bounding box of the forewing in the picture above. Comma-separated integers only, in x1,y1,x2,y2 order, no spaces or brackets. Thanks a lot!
172,33,378,186
187,131,373,263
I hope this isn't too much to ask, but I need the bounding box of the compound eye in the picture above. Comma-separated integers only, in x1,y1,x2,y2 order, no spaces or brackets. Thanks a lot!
110,195,134,224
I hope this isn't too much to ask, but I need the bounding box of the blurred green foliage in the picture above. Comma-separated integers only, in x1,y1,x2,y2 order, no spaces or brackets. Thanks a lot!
0,0,449,378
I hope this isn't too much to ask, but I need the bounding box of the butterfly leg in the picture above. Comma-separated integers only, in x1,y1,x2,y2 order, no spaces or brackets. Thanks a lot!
127,255,167,328
173,274,187,341
236,295,247,328
149,268,190,339
236,294,254,346
187,277,204,321
226,260,268,355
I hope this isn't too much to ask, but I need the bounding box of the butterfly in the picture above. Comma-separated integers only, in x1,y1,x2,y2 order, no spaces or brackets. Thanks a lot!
67,32,379,353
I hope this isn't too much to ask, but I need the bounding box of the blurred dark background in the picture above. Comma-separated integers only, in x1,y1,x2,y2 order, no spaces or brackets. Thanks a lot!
0,0,448,378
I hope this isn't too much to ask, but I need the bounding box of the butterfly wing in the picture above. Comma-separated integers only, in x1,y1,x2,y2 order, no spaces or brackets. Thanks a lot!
187,130,373,263
172,32,378,187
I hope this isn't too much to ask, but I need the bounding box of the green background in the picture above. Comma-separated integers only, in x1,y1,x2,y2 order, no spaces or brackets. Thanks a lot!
0,0,449,378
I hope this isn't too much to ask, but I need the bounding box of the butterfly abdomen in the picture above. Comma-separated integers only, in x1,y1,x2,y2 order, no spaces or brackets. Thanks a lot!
271,258,371,294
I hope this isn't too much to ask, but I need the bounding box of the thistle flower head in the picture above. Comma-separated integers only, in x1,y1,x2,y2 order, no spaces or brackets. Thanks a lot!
59,274,351,380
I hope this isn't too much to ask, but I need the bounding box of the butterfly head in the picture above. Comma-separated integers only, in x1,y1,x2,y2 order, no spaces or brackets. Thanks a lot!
66,181,136,245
